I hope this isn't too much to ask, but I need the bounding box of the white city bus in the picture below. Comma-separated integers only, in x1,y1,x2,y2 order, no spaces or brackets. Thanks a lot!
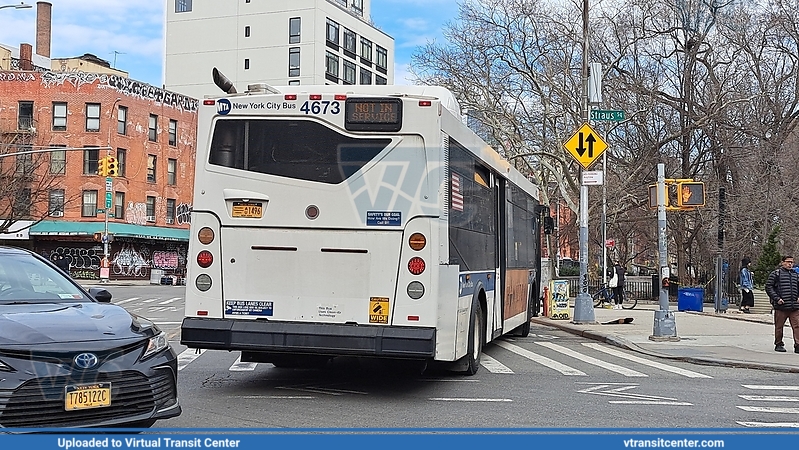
181,73,552,374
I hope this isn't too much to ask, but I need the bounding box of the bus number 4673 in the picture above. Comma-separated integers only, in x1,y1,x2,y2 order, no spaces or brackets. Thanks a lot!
300,100,341,115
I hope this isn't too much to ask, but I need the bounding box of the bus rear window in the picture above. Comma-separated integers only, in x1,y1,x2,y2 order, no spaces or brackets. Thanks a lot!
209,119,392,184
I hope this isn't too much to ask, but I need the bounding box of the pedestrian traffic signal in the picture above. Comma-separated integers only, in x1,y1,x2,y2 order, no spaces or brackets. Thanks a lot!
93,232,103,242
97,156,108,177
106,156,118,177
648,184,670,209
676,182,705,207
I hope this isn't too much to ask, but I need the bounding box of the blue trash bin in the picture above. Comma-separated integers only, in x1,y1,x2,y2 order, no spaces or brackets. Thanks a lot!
677,287,704,312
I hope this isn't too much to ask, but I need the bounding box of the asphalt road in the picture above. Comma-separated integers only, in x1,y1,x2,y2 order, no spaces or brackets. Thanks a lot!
105,285,797,429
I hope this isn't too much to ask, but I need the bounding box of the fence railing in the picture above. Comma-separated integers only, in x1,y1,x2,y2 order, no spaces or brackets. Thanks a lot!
559,274,742,305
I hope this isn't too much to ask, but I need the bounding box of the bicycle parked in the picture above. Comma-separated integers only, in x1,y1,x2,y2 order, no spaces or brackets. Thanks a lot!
592,283,637,310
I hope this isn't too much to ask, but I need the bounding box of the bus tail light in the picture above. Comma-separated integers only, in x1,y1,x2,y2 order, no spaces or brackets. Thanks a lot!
203,99,215,106
197,311,208,316
197,250,214,268
407,281,425,299
198,227,215,244
309,94,322,100
285,94,297,101
408,233,426,251
418,100,432,107
195,274,212,292
335,94,347,100
408,257,425,275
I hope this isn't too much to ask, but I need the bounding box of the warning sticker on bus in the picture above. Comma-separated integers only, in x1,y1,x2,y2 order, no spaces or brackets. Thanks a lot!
366,211,401,226
225,300,274,316
369,297,389,324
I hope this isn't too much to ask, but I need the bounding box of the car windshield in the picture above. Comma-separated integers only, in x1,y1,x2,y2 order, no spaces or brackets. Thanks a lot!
0,253,87,303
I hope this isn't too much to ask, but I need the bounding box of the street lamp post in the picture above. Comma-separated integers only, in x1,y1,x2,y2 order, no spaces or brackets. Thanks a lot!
0,2,32,10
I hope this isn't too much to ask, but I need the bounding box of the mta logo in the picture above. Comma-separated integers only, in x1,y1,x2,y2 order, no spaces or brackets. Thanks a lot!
217,98,231,115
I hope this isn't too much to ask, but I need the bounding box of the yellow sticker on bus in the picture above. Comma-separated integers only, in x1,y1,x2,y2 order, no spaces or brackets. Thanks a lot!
369,297,389,324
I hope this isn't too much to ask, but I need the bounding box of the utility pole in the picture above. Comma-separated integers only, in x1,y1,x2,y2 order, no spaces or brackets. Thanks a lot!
100,98,122,283
573,0,595,323
651,163,678,340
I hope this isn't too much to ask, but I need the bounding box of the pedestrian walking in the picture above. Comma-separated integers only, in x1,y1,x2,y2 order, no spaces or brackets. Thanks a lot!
764,255,799,353
54,255,70,276
739,257,754,313
612,261,626,310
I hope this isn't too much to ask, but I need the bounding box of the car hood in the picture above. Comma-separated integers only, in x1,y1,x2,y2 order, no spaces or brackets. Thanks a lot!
0,302,157,346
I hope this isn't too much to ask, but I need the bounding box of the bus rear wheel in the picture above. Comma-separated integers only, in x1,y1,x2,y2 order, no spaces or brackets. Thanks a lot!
462,298,484,376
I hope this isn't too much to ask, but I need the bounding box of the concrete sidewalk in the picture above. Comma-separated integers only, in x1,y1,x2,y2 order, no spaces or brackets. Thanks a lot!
531,303,799,373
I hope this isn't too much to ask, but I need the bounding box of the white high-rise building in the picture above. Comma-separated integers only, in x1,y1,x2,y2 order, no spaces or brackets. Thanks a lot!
164,0,394,98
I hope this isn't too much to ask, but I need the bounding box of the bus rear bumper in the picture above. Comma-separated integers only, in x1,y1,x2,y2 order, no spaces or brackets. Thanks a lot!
180,318,436,358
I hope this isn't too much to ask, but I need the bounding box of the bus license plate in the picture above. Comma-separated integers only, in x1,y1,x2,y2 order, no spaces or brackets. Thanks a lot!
65,382,111,411
232,202,263,218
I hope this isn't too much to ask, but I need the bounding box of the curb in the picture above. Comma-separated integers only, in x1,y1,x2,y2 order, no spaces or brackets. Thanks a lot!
529,316,799,374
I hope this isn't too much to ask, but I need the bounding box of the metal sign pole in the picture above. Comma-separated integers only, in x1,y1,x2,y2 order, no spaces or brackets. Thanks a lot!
651,163,678,340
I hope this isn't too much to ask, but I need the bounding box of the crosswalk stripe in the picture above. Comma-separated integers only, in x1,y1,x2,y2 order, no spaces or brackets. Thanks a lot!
229,356,258,371
737,422,799,428
429,398,512,402
177,348,205,371
115,297,138,305
582,343,712,378
495,341,586,376
739,395,799,402
743,385,799,391
737,406,799,413
480,354,514,374
159,297,182,305
536,342,647,377
143,298,159,303
609,400,692,405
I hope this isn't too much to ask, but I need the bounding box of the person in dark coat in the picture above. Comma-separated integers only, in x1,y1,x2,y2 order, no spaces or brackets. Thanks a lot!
54,255,70,276
612,261,626,310
765,255,799,353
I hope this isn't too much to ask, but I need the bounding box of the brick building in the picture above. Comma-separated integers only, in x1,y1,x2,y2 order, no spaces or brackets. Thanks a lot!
0,71,198,280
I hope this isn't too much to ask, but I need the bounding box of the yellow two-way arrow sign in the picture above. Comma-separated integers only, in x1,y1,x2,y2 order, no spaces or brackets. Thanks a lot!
563,122,608,169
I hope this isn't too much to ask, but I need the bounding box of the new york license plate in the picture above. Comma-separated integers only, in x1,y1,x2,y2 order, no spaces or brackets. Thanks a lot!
232,202,263,218
65,382,111,411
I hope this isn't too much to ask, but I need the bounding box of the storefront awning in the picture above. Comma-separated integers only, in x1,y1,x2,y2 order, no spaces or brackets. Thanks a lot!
30,220,189,242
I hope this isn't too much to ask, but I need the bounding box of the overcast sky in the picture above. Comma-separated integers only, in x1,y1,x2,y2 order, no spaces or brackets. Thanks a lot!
0,0,459,88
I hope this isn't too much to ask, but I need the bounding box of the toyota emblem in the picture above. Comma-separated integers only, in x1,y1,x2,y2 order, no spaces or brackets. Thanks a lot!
74,353,99,369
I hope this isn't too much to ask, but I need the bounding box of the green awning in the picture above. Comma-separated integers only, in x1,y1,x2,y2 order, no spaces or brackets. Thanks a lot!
30,220,189,242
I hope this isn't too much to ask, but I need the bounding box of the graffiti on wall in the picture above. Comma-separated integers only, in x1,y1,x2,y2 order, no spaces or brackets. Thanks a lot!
126,202,148,226
152,251,179,270
34,71,198,112
111,244,150,277
177,203,192,224
49,247,102,270
0,72,35,82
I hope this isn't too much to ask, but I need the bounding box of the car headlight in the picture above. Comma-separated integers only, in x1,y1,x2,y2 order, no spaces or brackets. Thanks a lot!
0,359,15,372
141,331,169,360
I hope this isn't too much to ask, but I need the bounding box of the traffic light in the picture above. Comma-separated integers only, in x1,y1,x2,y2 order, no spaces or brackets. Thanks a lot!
676,182,705,207
97,156,108,177
106,156,118,177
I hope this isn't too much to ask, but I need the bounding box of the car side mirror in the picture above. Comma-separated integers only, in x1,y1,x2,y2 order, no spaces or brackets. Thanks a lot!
543,216,555,235
88,287,113,303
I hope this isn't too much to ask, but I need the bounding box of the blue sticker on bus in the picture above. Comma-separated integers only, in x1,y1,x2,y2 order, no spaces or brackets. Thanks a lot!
225,300,273,316
366,211,401,226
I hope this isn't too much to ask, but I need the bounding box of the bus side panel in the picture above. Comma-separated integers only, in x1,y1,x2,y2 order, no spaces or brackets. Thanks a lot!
503,268,529,332
183,211,224,319
435,264,461,361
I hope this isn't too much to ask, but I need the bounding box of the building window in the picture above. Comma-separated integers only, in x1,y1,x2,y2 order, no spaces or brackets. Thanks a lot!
376,46,388,72
15,150,32,174
117,148,127,177
50,145,66,174
325,52,339,82
114,192,125,220
147,155,157,182
360,68,372,85
146,196,156,221
244,26,250,37
289,17,301,44
82,190,98,217
288,80,300,85
166,199,176,224
375,75,387,85
360,38,372,65
148,114,157,142
326,19,339,48
169,119,177,146
52,102,67,131
86,103,100,132
168,158,177,185
175,0,191,13
244,58,250,70
289,47,300,77
17,101,33,131
351,0,363,15
343,28,356,57
49,189,64,217
83,147,100,175
117,105,127,135
13,188,31,217
343,61,356,85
